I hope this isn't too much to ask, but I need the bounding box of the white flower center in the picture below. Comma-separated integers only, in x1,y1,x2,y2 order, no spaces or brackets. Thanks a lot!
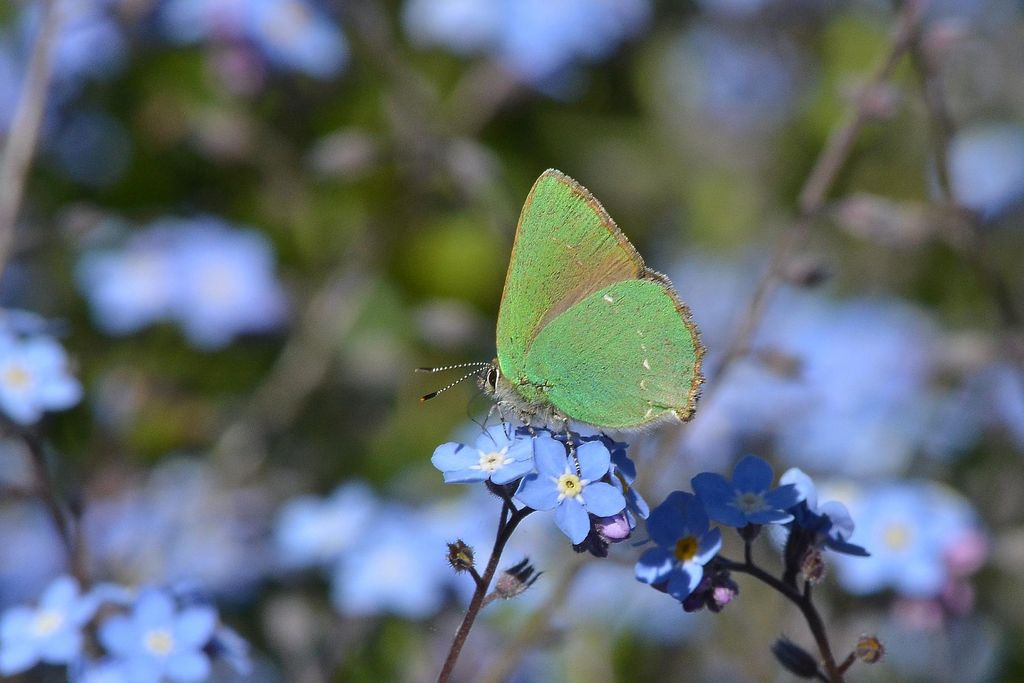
734,491,767,513
31,609,64,637
475,447,510,473
556,473,584,499
144,628,175,657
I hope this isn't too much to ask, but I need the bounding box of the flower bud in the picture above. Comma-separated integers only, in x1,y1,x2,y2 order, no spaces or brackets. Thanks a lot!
446,540,475,573
855,634,885,664
493,558,540,600
800,548,826,585
595,512,633,542
771,637,820,679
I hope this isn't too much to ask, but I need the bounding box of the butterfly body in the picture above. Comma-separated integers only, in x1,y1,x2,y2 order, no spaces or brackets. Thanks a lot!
485,169,703,432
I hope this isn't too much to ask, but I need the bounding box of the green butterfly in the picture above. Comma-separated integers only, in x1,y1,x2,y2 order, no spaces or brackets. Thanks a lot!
480,169,704,431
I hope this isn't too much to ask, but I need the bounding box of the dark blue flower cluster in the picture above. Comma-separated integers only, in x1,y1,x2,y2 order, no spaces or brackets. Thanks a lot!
432,425,644,547
635,456,867,609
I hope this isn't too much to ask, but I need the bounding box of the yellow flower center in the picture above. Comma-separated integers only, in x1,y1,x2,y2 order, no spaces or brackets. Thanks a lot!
31,609,64,637
882,522,911,550
674,535,699,562
144,628,175,657
477,447,508,473
3,364,31,390
557,473,583,499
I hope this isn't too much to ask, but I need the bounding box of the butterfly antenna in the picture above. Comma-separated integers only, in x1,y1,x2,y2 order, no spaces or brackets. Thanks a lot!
420,367,485,402
415,361,490,373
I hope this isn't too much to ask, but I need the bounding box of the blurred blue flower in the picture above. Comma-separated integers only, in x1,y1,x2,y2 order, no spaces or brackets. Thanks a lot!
161,0,347,78
274,481,377,570
0,502,66,607
692,455,799,528
83,458,273,599
602,436,648,536
331,505,451,619
514,437,626,544
635,492,722,600
0,331,82,424
403,0,651,85
947,122,1024,220
99,588,217,683
0,576,96,675
431,423,536,485
663,26,801,134
77,217,288,349
71,659,131,683
672,253,946,476
780,467,867,556
828,481,985,597
50,110,133,188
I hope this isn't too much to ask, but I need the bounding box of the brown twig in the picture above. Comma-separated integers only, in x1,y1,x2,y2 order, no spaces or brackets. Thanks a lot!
0,0,61,281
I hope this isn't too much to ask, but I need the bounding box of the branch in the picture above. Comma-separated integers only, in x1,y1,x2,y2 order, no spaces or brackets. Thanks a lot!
0,0,62,280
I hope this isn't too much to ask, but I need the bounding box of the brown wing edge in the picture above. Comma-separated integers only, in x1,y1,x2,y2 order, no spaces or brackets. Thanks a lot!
539,169,646,274
642,267,705,423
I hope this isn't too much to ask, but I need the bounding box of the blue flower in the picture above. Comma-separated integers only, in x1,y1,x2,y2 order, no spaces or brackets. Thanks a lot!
514,437,626,543
71,659,131,683
98,588,217,683
275,481,377,569
635,492,722,600
331,505,451,618
692,455,799,528
947,122,1024,220
0,331,82,424
402,0,651,86
431,423,537,485
161,0,347,79
77,217,288,349
0,576,97,675
604,436,649,521
828,481,985,598
780,468,867,556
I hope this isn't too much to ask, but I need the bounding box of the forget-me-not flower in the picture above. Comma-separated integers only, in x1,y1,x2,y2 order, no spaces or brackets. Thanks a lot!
827,481,985,598
331,505,451,619
431,423,537,485
77,217,288,350
692,455,800,528
0,576,97,675
514,436,626,544
0,331,82,424
99,588,217,683
780,467,867,556
274,480,377,569
403,0,651,86
635,492,722,600
161,0,347,78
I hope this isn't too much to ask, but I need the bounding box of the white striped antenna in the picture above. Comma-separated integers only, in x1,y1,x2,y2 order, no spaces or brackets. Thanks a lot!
415,361,490,373
419,366,487,402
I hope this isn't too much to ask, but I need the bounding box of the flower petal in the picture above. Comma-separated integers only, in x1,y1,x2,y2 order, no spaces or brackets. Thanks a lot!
474,424,514,452
532,434,567,477
666,565,703,601
732,455,774,492
693,528,722,565
430,442,477,473
765,483,801,511
581,481,625,517
646,491,694,548
174,607,217,648
554,500,591,544
134,590,175,628
164,651,211,682
490,458,534,485
635,547,674,584
691,472,734,508
514,474,559,510
747,508,793,525
98,615,135,656
39,629,81,664
576,441,611,480
442,468,488,484
780,467,817,510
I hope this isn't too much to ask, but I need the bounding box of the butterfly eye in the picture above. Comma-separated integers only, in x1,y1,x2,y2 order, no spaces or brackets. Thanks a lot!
486,367,498,391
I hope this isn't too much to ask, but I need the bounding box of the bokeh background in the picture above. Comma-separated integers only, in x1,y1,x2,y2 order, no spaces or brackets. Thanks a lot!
0,0,1023,681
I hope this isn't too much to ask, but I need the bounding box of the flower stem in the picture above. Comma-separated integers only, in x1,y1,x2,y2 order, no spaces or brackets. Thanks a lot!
717,554,844,683
437,502,531,683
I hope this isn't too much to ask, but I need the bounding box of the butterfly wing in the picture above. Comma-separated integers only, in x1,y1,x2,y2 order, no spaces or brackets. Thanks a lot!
524,277,702,429
496,170,643,403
